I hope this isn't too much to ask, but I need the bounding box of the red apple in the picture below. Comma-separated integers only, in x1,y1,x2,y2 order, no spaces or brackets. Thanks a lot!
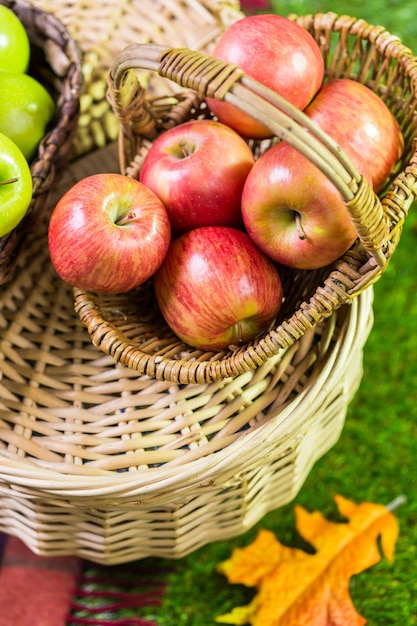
48,173,171,293
140,119,254,235
206,14,325,139
305,78,404,192
154,226,283,350
241,141,374,270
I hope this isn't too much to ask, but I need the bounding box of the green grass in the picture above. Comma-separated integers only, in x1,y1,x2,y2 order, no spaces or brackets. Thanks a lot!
271,0,417,49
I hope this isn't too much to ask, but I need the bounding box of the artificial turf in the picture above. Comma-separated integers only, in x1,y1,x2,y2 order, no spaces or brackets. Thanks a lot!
69,2,417,624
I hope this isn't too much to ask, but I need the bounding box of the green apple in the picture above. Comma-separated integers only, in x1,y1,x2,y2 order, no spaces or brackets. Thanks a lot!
0,5,31,73
0,72,55,161
0,131,33,238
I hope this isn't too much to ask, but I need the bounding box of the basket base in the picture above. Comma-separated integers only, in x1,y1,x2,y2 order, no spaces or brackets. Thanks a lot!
0,401,348,565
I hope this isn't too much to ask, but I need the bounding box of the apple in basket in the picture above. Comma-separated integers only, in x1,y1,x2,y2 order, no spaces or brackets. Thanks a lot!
206,13,325,139
0,131,33,238
48,173,171,294
140,119,255,235
154,225,283,351
304,78,404,192
241,140,374,270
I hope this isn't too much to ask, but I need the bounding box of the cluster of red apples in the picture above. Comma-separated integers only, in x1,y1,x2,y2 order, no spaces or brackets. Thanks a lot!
48,14,404,352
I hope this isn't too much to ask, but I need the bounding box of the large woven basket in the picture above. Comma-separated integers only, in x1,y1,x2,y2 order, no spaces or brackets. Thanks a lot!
0,0,82,286
0,2,406,566
72,12,417,386
0,143,374,563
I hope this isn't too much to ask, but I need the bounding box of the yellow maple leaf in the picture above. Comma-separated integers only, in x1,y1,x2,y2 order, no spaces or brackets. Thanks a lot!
216,495,399,626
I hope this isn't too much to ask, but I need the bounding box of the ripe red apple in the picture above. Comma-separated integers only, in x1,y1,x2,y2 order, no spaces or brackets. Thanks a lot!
140,119,254,235
241,141,374,270
48,173,171,293
154,226,283,350
305,78,404,192
206,14,325,139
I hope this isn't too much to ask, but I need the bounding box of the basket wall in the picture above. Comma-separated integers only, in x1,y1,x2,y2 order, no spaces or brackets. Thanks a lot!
73,12,417,385
0,2,400,564
31,0,244,157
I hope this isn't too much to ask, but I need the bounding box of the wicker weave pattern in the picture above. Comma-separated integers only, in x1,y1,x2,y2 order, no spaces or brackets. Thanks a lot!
0,145,358,475
0,2,381,564
0,0,82,286
32,0,243,157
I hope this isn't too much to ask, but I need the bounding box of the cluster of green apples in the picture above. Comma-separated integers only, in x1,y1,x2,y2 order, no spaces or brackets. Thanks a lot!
0,4,56,238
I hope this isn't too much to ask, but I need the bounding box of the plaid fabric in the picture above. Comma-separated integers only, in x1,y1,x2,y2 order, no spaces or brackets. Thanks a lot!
0,533,172,625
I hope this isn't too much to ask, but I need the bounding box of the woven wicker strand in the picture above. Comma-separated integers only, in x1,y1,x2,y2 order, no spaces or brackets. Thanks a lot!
0,0,83,286
31,0,244,158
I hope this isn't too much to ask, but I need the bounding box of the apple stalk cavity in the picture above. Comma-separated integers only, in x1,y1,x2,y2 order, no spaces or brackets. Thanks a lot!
48,173,171,294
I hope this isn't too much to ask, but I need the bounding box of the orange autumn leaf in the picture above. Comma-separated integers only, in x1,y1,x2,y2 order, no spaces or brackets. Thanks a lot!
216,494,399,626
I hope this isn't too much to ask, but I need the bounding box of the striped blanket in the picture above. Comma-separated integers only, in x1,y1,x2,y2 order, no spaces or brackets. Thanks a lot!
0,533,171,626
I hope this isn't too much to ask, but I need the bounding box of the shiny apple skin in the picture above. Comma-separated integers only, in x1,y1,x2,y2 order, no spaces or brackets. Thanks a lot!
0,131,33,238
154,226,283,350
305,78,404,192
140,119,254,235
48,173,171,294
241,141,373,270
206,14,325,139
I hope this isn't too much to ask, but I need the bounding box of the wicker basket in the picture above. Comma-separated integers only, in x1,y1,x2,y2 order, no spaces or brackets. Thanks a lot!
0,3,406,565
0,143,374,563
0,0,82,286
72,13,417,386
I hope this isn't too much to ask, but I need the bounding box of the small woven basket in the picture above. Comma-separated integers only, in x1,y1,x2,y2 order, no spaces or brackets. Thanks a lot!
73,12,417,385
0,0,82,286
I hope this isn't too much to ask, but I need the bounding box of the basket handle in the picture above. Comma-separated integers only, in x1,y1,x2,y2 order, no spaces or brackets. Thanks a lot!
107,43,391,268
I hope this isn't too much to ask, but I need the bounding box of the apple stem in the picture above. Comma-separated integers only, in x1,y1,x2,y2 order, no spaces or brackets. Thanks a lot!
117,211,137,225
236,320,243,344
179,140,194,158
295,212,307,240
0,177,19,186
